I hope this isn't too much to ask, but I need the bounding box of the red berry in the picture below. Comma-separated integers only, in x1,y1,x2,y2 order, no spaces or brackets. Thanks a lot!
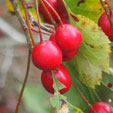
62,49,78,61
49,32,56,42
55,24,82,52
98,10,113,41
39,0,58,23
107,83,112,88
32,40,62,70
41,64,71,94
57,0,66,14
88,102,113,113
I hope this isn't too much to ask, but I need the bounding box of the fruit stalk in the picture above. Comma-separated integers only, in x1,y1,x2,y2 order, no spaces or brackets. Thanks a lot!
40,0,56,26
105,0,112,16
100,0,113,28
22,0,35,46
72,81,96,113
15,50,31,113
43,0,64,27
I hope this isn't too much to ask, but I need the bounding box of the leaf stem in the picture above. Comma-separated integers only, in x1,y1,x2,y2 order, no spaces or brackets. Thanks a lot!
15,50,31,113
35,0,43,43
72,81,96,113
100,0,113,28
22,0,35,46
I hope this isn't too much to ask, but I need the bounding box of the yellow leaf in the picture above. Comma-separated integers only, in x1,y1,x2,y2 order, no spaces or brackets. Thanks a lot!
6,0,14,12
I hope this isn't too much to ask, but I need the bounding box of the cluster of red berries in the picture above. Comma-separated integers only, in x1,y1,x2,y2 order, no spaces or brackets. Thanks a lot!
39,0,69,24
88,102,113,113
98,10,113,41
32,0,83,94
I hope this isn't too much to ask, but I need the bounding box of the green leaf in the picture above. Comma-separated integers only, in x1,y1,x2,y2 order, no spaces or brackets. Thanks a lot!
50,92,67,110
17,84,50,113
64,4,110,88
57,103,83,113
52,71,65,92
96,70,113,106
64,0,104,23
64,63,98,112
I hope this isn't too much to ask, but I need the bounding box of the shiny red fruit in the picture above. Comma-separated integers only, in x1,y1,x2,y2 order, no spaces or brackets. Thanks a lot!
62,49,78,61
49,32,56,42
55,24,82,52
41,64,71,94
57,0,66,14
32,40,62,70
98,10,113,41
88,102,113,113
39,0,58,23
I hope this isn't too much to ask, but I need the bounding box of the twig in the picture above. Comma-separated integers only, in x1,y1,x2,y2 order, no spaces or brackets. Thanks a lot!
35,0,43,42
31,25,51,36
105,0,112,16
28,11,54,33
10,0,32,50
15,49,31,113
72,81,96,113
22,0,35,46
42,23,55,29
100,0,113,28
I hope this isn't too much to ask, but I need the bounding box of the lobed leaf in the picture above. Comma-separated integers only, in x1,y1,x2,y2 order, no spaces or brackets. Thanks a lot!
64,0,104,23
64,3,110,88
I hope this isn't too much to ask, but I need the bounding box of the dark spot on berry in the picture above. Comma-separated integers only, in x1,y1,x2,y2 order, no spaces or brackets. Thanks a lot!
107,83,112,88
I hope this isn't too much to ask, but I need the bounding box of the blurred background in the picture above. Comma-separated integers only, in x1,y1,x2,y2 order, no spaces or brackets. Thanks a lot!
0,0,113,113
0,0,51,113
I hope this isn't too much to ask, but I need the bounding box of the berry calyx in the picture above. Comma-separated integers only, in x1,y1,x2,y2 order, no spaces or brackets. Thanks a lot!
55,24,83,52
98,10,113,41
41,64,72,94
62,49,78,61
32,40,62,70
39,0,59,23
88,102,113,113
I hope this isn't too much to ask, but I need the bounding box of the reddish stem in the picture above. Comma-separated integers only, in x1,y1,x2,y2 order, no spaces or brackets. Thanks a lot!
27,0,35,6
22,0,35,46
72,81,96,113
43,0,64,27
35,0,43,43
15,50,31,113
39,0,56,27
100,0,113,28
105,0,112,16
31,25,51,36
